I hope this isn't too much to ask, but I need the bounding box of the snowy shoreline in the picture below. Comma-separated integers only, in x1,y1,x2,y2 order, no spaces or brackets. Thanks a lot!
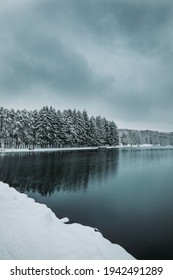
1,145,173,154
0,182,135,260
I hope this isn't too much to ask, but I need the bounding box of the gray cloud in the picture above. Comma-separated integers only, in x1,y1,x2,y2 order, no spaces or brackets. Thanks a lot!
0,0,173,131
45,0,173,53
0,11,113,94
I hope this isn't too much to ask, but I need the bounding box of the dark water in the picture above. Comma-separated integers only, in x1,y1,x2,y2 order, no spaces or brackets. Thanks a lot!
0,148,173,260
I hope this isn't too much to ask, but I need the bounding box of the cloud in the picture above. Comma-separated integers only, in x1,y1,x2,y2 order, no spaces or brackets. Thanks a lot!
0,0,173,131
0,1,114,97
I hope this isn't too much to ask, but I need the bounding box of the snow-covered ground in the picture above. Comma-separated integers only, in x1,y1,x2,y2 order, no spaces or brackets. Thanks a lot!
0,182,135,260
1,144,173,154
0,147,99,153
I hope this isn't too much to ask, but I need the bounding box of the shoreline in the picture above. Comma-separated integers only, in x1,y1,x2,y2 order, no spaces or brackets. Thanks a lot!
1,145,173,154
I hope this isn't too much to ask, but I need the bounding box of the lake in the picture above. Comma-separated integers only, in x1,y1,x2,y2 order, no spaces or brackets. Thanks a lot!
0,147,173,260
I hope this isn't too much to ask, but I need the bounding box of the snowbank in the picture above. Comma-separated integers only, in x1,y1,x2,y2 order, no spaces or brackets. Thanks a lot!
1,145,172,154
0,147,98,154
0,182,135,260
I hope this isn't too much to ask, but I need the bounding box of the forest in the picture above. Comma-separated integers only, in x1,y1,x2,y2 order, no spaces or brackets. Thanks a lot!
0,106,172,149
0,107,119,149
119,129,173,146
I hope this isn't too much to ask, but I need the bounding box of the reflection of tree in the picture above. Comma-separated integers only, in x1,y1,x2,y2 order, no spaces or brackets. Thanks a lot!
0,150,119,196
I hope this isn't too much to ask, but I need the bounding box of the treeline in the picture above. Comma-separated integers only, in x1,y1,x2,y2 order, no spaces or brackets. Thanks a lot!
0,107,119,149
119,129,173,146
0,106,172,149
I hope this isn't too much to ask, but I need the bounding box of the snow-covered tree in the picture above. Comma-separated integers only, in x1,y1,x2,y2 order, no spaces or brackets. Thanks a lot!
4,106,173,149
121,132,128,146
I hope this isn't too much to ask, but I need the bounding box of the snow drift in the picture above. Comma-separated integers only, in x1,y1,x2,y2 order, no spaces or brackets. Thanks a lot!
0,182,135,260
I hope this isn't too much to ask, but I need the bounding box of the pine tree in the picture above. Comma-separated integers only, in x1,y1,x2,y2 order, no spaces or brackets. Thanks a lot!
107,121,119,146
121,132,128,146
89,116,98,146
95,116,106,145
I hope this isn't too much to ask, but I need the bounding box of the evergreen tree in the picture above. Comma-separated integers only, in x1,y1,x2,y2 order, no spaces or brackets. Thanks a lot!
95,116,106,145
121,132,128,146
89,116,98,146
107,121,119,146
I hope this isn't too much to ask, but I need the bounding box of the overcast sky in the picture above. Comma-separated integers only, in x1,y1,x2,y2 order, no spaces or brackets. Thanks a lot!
0,0,173,131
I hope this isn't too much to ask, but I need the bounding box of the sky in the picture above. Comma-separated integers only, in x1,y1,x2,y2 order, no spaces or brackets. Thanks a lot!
0,0,173,132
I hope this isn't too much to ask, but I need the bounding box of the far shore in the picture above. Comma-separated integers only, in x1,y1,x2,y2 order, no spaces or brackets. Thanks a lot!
1,144,173,154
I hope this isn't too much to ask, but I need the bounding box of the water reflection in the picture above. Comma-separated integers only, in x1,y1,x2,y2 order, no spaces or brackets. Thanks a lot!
0,150,119,195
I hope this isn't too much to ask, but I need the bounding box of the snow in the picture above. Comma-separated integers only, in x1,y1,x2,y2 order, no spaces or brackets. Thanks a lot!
0,182,135,260
0,147,99,153
1,144,172,155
